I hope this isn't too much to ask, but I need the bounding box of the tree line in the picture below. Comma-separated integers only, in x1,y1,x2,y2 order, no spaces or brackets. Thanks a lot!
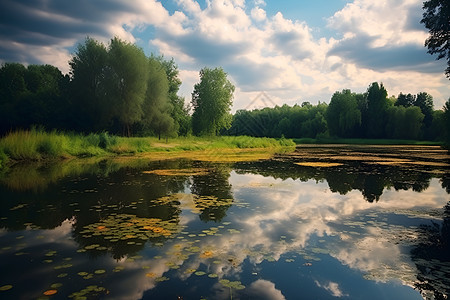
0,37,192,138
229,83,450,143
0,37,449,144
0,37,236,139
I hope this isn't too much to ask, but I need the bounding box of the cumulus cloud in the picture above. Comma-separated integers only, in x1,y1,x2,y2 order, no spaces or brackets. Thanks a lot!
315,281,348,298
0,0,448,109
246,280,286,300
326,0,446,73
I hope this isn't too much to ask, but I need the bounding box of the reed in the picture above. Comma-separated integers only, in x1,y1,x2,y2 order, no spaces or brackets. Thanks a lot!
0,130,295,165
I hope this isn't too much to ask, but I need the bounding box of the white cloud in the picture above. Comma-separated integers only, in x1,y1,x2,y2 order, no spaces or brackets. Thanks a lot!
246,280,286,300
315,281,348,298
327,0,428,47
1,0,449,110
251,6,267,22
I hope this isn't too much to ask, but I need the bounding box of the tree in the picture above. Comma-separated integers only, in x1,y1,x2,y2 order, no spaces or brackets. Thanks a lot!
414,92,434,128
107,37,149,136
0,63,68,133
326,89,361,137
69,37,109,132
21,65,68,130
191,67,235,136
141,57,175,140
155,56,191,136
366,82,389,138
421,0,450,78
444,98,450,145
396,93,415,107
0,63,28,133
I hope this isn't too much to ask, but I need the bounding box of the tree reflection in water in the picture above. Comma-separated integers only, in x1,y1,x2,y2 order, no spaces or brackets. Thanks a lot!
412,202,450,299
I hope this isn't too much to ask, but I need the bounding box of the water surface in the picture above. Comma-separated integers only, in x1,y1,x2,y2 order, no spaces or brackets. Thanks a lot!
0,145,449,299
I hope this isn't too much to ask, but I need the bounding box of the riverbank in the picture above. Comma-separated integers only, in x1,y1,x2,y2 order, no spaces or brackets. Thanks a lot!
0,129,295,167
293,137,444,146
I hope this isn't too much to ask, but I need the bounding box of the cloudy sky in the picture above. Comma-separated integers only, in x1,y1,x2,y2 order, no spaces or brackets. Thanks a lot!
1,0,449,110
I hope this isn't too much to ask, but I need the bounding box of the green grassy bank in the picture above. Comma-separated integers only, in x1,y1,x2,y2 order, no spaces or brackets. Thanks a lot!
293,137,443,146
0,129,295,166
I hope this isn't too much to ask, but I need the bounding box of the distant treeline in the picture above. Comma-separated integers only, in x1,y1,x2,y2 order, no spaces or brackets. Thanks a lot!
229,83,450,142
0,37,450,143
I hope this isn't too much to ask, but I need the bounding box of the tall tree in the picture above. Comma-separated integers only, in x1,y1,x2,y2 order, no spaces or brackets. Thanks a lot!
396,93,415,107
0,63,28,133
21,65,67,130
141,57,175,140
444,98,450,146
326,89,361,137
386,106,424,140
366,82,389,138
414,92,434,128
107,37,149,136
69,37,109,132
156,56,191,136
421,0,450,79
191,67,235,136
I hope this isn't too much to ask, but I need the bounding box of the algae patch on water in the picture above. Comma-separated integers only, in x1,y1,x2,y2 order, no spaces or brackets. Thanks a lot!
295,162,343,167
143,168,210,176
79,214,180,246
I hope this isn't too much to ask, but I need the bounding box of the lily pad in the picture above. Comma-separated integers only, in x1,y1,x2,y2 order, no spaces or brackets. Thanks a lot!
0,285,13,291
195,271,206,276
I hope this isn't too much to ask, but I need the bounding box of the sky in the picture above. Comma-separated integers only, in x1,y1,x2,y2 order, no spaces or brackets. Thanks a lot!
0,0,449,111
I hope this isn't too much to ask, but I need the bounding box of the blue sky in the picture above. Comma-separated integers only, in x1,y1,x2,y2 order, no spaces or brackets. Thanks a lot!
0,0,448,110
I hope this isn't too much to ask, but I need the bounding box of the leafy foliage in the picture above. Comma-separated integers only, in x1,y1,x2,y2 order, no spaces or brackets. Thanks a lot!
421,0,450,78
326,90,361,137
192,67,235,136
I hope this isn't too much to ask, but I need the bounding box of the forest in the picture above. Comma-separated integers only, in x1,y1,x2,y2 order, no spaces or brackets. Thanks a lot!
1,37,450,144
230,85,450,142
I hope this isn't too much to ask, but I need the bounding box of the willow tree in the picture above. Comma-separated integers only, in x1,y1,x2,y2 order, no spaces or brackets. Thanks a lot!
142,57,175,140
191,67,234,136
108,37,149,136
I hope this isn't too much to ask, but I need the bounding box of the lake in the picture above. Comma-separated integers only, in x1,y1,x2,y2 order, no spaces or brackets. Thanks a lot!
0,145,449,300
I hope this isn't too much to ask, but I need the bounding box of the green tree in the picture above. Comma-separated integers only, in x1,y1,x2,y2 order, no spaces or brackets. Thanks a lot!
69,37,109,132
421,0,450,78
0,63,68,133
444,98,450,145
429,110,445,141
191,67,235,136
156,56,191,136
396,93,415,107
107,37,149,136
326,89,361,137
141,57,175,140
0,63,28,133
414,92,434,128
366,82,389,138
22,65,67,129
386,106,424,140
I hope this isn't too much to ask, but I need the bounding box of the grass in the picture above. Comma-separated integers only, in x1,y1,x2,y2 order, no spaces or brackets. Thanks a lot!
293,137,444,146
0,129,295,166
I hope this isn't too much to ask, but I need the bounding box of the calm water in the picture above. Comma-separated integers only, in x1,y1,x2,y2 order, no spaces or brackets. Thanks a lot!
0,146,449,300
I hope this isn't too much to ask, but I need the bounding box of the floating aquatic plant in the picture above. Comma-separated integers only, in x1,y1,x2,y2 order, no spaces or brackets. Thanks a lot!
0,285,12,291
43,289,57,296
78,214,180,249
143,168,210,176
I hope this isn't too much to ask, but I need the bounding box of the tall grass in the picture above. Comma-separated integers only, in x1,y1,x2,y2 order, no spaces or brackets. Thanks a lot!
0,129,110,161
0,130,295,165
